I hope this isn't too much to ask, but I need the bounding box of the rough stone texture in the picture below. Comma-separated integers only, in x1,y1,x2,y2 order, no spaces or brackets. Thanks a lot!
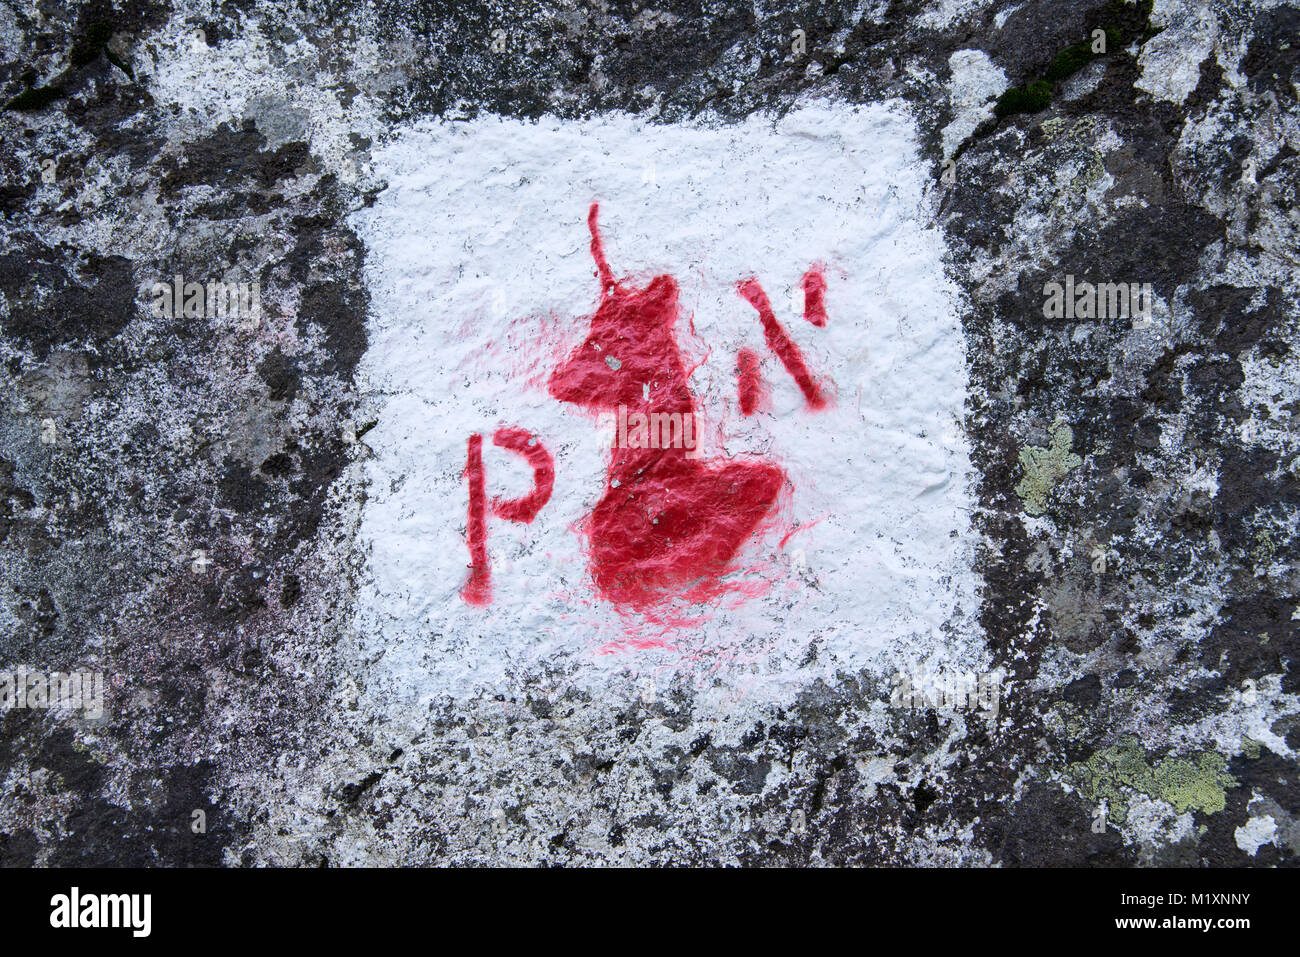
0,0,1297,866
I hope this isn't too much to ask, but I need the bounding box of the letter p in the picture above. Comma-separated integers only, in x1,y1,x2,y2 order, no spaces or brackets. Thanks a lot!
461,428,555,605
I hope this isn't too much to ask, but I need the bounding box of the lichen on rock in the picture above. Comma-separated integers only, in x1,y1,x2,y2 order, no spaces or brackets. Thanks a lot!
1070,738,1238,820
1015,423,1084,515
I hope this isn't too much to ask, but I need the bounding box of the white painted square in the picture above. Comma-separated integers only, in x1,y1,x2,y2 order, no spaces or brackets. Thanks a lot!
352,102,982,710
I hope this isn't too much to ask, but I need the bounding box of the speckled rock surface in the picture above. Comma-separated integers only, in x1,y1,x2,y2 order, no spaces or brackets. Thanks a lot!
1,0,1297,866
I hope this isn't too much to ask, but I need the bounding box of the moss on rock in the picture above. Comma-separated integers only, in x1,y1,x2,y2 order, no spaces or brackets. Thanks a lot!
994,80,1052,118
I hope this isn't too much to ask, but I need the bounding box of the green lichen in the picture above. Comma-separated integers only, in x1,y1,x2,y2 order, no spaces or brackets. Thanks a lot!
1157,753,1237,814
1070,738,1237,821
1015,423,1082,515
1045,701,1089,739
71,739,109,764
1042,114,1100,147
1040,117,1069,138
1251,529,1276,567
1069,150,1107,194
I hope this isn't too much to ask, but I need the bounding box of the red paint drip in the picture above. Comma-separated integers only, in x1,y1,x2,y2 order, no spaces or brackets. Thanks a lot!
550,203,786,608
489,427,554,523
737,278,827,410
801,265,828,327
588,202,615,292
737,347,763,416
461,433,490,605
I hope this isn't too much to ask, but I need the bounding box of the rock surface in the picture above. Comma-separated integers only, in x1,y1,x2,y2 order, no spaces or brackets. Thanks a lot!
0,0,1297,866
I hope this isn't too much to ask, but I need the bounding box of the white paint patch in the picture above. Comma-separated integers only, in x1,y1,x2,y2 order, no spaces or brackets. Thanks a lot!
142,11,388,184
920,0,995,30
1235,814,1278,856
1136,0,1220,105
943,50,1008,160
994,5,1022,30
352,102,980,708
1126,795,1195,851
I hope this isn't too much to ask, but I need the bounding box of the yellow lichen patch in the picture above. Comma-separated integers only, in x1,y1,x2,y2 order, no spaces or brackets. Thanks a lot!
1070,738,1238,821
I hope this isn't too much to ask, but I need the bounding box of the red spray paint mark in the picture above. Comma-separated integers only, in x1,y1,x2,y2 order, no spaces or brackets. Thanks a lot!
461,428,555,604
737,278,828,410
778,514,826,549
489,426,554,523
737,347,763,416
801,265,828,327
550,203,785,608
588,202,616,293
461,433,490,605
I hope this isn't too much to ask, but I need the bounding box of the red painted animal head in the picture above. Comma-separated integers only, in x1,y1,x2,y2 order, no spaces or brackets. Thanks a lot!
549,204,691,411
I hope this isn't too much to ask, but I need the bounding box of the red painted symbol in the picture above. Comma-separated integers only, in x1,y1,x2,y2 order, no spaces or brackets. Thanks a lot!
462,204,832,609
737,277,828,410
548,204,788,608
800,265,829,327
736,347,764,416
461,427,555,605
